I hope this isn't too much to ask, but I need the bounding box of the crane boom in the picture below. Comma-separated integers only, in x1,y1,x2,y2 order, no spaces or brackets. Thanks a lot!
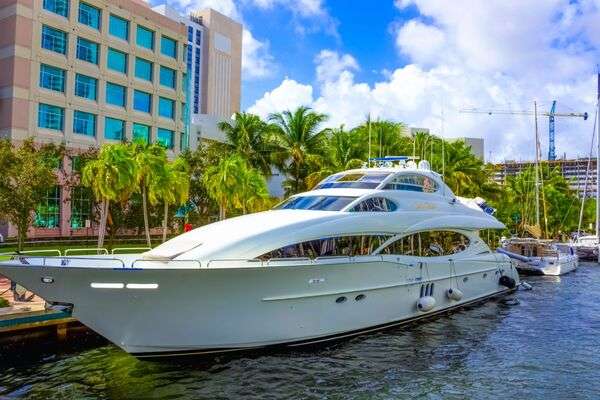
548,100,557,160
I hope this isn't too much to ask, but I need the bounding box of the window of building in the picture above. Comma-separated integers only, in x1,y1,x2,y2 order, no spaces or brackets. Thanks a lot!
38,103,64,131
257,234,392,261
70,186,92,229
195,29,202,46
380,231,471,257
274,196,357,211
133,90,152,113
136,25,154,50
132,123,150,143
109,14,129,41
383,174,439,193
187,26,193,42
157,128,174,149
41,25,68,55
135,57,153,81
34,186,60,228
74,73,97,100
78,2,100,30
73,110,96,137
158,97,174,119
39,64,66,92
107,48,128,74
104,117,125,141
160,35,177,58
350,197,397,212
76,37,99,64
315,172,393,190
159,66,176,89
43,0,69,17
106,82,127,108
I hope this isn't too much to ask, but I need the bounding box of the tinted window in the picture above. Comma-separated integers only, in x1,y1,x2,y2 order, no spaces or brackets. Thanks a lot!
350,197,397,212
41,25,68,55
274,196,356,211
258,235,391,261
39,64,66,92
315,172,392,189
107,48,127,74
109,14,129,41
384,174,438,193
78,2,100,29
380,231,470,257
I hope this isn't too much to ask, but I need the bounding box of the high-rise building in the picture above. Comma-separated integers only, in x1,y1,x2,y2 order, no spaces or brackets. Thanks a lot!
152,5,242,148
0,0,189,240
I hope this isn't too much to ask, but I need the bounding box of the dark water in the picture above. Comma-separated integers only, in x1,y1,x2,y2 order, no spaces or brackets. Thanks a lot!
2,263,600,399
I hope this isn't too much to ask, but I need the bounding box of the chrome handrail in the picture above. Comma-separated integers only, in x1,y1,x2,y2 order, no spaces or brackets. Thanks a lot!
64,248,108,256
7,255,126,269
131,259,202,269
0,249,62,257
111,247,151,254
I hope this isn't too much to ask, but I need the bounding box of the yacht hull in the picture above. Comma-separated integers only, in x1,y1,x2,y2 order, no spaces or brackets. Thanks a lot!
513,255,578,276
0,256,519,357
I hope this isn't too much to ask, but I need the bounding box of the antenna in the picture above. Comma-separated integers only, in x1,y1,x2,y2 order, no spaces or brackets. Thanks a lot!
367,113,371,168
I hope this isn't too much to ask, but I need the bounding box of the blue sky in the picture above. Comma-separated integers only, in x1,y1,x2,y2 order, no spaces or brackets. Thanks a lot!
151,0,600,161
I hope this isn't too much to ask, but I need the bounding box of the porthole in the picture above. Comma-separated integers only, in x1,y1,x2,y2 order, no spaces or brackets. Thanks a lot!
463,277,469,283
483,273,487,279
336,296,347,304
355,294,366,301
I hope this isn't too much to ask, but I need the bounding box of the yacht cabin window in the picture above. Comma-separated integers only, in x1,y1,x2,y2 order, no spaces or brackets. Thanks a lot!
257,235,392,261
314,172,392,189
383,174,438,193
274,196,357,211
380,231,470,257
350,197,397,212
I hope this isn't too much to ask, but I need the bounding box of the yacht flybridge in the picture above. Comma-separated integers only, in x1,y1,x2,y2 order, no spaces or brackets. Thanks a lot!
0,158,519,358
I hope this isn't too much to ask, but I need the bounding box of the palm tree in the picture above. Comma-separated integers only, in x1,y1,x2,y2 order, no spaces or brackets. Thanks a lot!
82,144,136,249
269,106,328,195
235,166,269,214
218,112,274,176
131,142,168,247
154,158,190,242
203,155,245,220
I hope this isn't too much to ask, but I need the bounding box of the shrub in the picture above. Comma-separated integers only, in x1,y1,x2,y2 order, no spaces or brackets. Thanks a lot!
0,297,9,308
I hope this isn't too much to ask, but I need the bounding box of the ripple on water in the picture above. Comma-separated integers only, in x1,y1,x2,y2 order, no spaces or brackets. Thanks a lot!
2,263,600,399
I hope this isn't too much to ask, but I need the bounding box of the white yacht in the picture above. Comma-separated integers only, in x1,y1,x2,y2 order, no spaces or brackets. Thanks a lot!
499,238,578,276
0,158,519,358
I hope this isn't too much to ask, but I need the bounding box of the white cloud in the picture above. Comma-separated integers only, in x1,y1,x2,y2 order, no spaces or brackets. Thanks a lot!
169,0,242,20
249,2,600,162
248,78,314,118
242,29,275,79
250,0,326,17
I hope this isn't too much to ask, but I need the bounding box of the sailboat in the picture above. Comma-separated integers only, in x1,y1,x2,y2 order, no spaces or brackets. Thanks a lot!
500,101,578,275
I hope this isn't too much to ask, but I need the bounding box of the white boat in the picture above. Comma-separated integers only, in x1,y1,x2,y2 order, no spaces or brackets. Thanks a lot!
0,158,519,358
499,238,578,276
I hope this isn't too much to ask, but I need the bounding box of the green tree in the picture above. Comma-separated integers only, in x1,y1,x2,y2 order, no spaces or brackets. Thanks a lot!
154,157,190,242
82,143,136,249
269,106,329,195
218,112,274,176
0,139,60,251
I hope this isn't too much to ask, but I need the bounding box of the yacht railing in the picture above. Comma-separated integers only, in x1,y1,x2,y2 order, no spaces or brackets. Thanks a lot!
64,248,109,256
131,259,202,269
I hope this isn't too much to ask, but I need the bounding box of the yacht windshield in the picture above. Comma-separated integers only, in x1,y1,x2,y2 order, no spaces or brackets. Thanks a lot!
274,196,357,211
314,172,392,189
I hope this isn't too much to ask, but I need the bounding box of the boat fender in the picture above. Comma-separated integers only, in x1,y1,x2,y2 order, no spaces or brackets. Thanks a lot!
499,275,516,289
446,288,463,301
416,296,436,312
519,281,533,291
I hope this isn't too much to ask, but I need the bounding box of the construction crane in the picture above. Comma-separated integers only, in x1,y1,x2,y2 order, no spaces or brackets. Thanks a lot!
460,102,588,160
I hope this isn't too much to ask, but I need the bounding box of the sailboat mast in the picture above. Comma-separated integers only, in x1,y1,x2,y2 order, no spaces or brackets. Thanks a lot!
367,113,371,167
596,72,600,262
534,101,541,229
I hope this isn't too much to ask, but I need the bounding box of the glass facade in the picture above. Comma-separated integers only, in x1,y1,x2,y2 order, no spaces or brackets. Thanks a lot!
39,64,66,92
74,73,97,100
43,0,69,17
157,128,174,149
107,48,128,74
41,25,68,55
135,57,153,81
109,14,129,41
73,110,96,136
160,66,176,88
104,117,125,140
132,123,150,143
78,2,100,29
38,103,64,131
34,186,60,228
133,90,152,113
161,36,177,58
76,37,99,64
187,26,193,42
105,82,127,107
136,25,154,50
158,97,174,119
70,187,92,229
193,47,200,113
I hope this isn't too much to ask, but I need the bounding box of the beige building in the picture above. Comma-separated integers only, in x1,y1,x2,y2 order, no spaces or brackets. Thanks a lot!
0,0,189,240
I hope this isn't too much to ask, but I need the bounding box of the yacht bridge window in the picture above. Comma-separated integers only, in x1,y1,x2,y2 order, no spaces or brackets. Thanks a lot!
274,196,357,211
380,231,470,257
350,197,397,212
257,234,392,261
315,172,392,189
383,174,438,193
